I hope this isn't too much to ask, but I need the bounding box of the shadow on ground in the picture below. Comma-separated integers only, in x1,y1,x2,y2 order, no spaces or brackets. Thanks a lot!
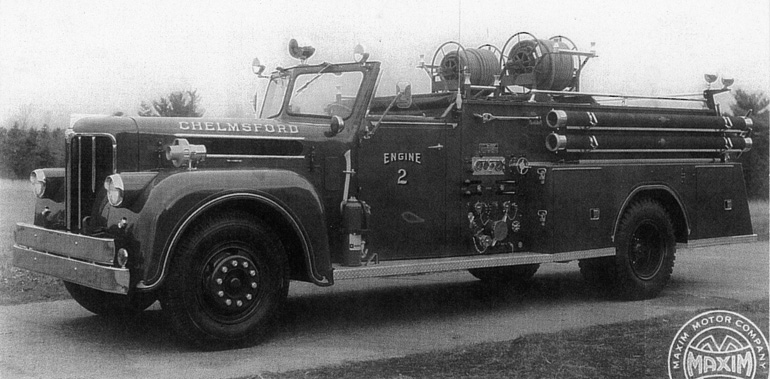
50,271,607,351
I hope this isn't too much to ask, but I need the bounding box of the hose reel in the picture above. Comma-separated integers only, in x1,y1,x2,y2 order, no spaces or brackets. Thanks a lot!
501,33,576,91
424,32,591,93
430,42,500,92
439,48,499,85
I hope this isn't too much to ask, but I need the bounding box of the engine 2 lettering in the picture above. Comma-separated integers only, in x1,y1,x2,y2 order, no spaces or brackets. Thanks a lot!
383,152,422,165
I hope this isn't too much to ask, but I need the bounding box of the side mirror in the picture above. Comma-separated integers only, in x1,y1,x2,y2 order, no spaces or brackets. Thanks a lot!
396,83,413,109
252,57,266,77
327,115,345,137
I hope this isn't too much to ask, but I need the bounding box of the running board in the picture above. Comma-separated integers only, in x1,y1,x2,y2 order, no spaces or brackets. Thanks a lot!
332,248,616,280
677,234,757,249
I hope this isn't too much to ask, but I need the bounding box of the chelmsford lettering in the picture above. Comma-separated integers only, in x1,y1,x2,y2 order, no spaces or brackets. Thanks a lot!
178,121,299,134
383,152,422,165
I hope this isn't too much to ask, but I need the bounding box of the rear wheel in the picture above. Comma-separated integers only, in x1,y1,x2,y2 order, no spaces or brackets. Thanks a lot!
159,212,289,348
612,200,676,300
64,281,156,316
469,264,539,285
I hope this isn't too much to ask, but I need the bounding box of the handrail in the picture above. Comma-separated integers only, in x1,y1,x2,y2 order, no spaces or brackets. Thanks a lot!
528,89,706,103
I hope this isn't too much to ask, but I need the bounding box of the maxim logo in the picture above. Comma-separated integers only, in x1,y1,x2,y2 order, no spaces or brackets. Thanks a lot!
669,310,769,379
686,335,753,377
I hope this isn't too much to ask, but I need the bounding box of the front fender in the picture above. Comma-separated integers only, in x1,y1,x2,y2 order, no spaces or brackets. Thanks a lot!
126,169,330,290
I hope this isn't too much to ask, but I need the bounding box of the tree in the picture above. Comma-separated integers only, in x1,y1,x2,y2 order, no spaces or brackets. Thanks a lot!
731,88,769,199
0,122,35,178
138,90,205,117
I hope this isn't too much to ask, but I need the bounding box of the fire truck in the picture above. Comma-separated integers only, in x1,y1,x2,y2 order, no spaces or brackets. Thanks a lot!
13,33,756,347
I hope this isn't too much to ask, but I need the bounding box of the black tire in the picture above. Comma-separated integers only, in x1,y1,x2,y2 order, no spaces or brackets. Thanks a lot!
159,212,289,348
64,281,156,316
612,199,676,300
469,264,539,285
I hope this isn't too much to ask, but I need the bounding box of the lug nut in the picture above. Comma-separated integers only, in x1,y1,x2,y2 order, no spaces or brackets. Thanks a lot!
231,260,238,267
246,294,253,300
242,262,249,268
249,270,256,277
236,300,243,307
216,278,223,285
225,299,232,306
251,282,257,289
217,291,224,297
221,267,228,273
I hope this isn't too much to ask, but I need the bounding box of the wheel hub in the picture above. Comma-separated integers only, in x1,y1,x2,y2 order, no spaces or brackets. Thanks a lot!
207,255,259,313
629,222,665,280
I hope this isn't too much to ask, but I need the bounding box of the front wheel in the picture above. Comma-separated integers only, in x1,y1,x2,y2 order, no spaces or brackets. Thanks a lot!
613,200,676,300
159,212,289,348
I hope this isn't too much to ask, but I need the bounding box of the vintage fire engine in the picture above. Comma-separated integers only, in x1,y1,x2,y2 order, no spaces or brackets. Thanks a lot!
13,33,755,347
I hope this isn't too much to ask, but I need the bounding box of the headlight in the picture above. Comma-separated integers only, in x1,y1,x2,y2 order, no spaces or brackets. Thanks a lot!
30,170,46,198
104,174,124,207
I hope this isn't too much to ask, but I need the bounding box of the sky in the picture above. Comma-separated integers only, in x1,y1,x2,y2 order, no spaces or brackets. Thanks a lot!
0,0,768,129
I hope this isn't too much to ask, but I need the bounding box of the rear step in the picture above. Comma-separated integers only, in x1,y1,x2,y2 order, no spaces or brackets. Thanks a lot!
332,247,616,280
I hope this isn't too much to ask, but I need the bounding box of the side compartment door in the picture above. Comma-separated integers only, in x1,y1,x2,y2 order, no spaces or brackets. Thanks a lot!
694,164,753,238
358,122,447,259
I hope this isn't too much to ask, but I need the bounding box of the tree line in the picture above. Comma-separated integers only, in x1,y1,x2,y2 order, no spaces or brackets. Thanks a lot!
0,90,767,199
0,123,65,179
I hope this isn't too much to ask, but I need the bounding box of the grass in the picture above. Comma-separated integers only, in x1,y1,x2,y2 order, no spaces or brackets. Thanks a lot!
254,298,769,379
0,179,70,304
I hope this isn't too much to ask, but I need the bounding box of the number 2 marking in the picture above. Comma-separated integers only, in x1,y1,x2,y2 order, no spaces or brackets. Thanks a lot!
397,169,408,185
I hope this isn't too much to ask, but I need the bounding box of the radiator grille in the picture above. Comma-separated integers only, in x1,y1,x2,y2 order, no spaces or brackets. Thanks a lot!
66,134,115,232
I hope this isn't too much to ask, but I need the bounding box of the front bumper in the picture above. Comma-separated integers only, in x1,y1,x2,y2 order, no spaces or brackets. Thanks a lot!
12,223,129,294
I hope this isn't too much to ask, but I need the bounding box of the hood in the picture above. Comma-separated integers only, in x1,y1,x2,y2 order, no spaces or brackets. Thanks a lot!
71,115,345,172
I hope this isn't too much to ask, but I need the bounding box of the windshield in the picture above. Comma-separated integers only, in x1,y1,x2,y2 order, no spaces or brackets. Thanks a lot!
288,70,364,119
260,75,289,118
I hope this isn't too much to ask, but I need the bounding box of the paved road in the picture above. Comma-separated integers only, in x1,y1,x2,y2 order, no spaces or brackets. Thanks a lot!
1,241,767,379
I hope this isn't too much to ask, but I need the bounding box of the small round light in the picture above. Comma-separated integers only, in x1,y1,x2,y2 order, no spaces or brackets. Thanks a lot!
116,248,129,268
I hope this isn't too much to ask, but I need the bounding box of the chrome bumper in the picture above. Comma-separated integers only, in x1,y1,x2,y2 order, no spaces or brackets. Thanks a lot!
12,223,129,294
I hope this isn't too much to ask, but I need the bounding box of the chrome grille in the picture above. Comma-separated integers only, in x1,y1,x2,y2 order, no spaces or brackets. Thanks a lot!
66,134,116,232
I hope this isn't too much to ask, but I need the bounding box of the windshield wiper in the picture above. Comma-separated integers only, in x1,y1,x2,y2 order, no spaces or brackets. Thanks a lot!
294,62,333,95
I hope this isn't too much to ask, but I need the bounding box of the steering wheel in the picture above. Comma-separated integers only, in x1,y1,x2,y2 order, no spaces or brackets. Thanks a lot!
325,102,352,117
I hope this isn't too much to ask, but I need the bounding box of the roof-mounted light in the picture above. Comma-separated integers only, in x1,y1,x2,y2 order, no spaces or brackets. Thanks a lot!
354,44,369,63
721,77,734,89
252,57,266,77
